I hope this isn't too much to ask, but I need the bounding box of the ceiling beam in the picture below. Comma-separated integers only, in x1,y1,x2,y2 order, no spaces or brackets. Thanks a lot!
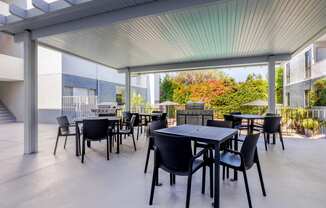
32,0,50,13
32,0,223,39
9,4,27,19
0,15,7,25
63,0,79,5
123,54,291,74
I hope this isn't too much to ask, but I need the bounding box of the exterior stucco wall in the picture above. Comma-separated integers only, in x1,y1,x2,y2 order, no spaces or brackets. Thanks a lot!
0,81,24,121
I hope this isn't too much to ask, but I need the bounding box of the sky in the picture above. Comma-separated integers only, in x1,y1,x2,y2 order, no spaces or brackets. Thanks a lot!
218,65,268,82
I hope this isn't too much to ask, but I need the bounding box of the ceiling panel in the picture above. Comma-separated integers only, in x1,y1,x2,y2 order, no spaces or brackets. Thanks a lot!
38,0,326,69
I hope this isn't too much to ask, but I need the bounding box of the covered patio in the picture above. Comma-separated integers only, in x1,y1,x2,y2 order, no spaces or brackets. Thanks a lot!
0,123,325,208
0,0,326,207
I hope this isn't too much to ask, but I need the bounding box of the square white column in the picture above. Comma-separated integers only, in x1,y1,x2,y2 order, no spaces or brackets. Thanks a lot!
268,60,276,113
125,69,131,112
23,31,38,154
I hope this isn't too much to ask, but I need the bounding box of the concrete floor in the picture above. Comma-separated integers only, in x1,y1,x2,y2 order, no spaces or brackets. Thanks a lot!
0,123,325,208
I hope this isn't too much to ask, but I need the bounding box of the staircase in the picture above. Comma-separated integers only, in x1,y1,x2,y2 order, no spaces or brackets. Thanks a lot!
0,101,16,124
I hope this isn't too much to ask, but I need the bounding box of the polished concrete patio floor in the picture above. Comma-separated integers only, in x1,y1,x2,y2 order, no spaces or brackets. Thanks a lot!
0,123,325,208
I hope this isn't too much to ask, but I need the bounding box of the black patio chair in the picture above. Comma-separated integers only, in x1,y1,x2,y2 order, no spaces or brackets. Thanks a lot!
122,111,132,128
116,115,137,151
81,119,110,163
149,132,213,208
260,116,284,151
224,112,247,132
54,116,77,155
130,113,141,140
144,120,167,173
219,133,266,208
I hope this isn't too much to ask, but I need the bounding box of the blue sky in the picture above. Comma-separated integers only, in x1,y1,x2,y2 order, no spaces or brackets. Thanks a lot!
218,65,268,82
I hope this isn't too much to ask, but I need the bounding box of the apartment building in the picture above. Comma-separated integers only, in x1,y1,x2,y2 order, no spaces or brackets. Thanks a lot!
284,35,326,107
0,34,155,123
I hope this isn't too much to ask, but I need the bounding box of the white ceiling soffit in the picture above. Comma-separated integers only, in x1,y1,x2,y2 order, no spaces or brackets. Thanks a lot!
1,0,326,72
36,0,326,70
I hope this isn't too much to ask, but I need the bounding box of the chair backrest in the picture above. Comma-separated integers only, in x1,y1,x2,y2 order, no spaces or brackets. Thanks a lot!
148,120,167,138
207,119,233,128
57,116,70,134
130,113,140,126
160,113,167,121
152,110,162,113
240,133,260,169
83,119,109,140
263,116,281,133
151,114,161,121
123,111,132,122
153,132,193,172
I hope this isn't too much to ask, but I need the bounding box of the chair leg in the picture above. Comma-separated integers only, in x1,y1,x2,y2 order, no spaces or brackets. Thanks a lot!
279,130,285,150
226,167,230,179
144,145,151,173
263,133,268,151
170,173,174,186
109,136,112,153
223,166,225,180
193,141,197,155
106,137,109,160
256,159,266,196
132,133,137,151
272,134,276,144
202,165,206,194
243,169,253,208
81,138,86,163
149,167,158,205
186,174,193,208
53,134,60,155
64,136,68,149
137,126,140,140
173,174,176,184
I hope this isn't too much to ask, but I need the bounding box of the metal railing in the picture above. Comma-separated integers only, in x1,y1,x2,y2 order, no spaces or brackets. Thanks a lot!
62,96,97,121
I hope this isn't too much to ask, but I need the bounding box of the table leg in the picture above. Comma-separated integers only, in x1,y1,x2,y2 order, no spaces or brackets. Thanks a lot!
213,143,220,208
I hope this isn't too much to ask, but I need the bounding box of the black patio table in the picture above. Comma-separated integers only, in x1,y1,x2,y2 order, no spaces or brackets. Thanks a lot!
155,124,238,208
74,116,122,156
232,114,265,134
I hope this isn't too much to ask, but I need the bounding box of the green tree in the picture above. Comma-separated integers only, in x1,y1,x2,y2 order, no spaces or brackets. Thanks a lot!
310,78,326,106
276,67,284,104
131,92,145,106
160,75,177,102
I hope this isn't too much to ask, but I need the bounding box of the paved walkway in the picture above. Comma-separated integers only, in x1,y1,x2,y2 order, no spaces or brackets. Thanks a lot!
0,123,325,208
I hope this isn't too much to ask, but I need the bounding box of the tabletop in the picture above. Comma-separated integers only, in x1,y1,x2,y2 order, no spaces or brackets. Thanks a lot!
155,124,237,145
233,114,265,120
74,116,121,124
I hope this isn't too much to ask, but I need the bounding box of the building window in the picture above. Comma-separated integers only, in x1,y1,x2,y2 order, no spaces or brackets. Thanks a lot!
287,92,290,106
286,63,291,84
305,49,312,79
63,87,73,96
304,90,310,107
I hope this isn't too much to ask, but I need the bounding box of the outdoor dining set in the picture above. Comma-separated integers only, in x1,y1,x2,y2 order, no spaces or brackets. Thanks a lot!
53,111,284,208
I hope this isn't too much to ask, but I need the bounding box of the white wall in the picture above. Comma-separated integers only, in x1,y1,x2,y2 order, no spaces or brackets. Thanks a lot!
0,81,24,121
62,53,148,88
0,54,23,81
38,46,62,109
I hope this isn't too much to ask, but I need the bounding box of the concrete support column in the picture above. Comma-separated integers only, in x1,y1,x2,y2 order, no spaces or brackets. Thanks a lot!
23,31,38,154
125,69,131,112
268,59,276,114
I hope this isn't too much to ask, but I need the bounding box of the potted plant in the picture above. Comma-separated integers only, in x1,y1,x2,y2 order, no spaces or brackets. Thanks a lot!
302,119,320,137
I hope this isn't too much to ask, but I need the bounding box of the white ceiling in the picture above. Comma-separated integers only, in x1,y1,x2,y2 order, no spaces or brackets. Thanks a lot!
37,0,326,70
1,0,326,72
